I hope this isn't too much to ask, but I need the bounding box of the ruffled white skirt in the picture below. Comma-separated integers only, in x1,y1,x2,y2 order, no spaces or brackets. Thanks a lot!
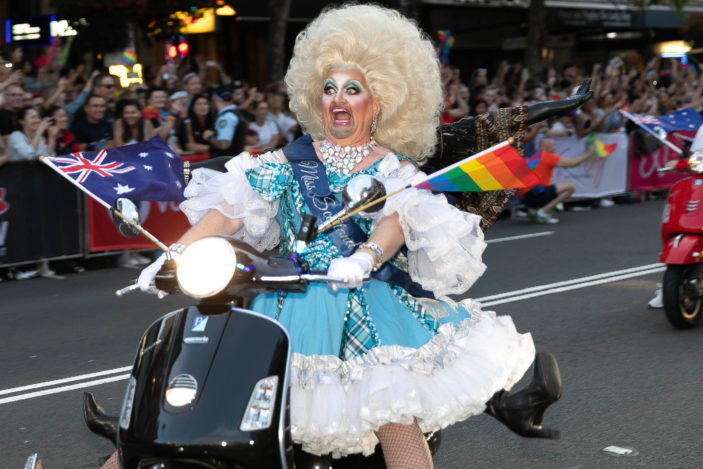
286,302,535,458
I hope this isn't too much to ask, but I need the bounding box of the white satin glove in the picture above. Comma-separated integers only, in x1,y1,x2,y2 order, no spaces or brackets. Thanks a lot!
137,253,168,292
327,252,374,292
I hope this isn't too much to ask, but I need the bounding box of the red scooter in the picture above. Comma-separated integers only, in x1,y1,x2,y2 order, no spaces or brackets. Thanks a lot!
658,152,703,328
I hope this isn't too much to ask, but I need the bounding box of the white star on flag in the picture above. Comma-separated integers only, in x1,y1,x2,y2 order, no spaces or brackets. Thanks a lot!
143,165,153,171
139,152,149,158
114,183,135,195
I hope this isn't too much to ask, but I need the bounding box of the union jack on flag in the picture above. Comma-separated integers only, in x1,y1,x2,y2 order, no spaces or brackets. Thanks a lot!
42,136,186,206
50,149,136,184
626,108,703,135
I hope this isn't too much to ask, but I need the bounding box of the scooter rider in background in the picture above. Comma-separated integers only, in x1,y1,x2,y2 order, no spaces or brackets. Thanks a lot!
649,124,703,309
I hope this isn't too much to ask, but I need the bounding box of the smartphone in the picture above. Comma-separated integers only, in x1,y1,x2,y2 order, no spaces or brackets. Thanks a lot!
206,60,217,67
162,73,170,81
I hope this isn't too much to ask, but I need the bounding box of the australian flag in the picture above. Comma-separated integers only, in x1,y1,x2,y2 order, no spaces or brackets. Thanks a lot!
626,107,703,134
43,136,185,205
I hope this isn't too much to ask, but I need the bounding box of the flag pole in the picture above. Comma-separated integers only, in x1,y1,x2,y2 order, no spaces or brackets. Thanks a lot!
316,185,410,232
619,110,683,155
317,138,517,232
39,156,170,253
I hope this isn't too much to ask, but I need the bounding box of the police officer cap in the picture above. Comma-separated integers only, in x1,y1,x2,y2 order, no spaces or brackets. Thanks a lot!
214,85,234,101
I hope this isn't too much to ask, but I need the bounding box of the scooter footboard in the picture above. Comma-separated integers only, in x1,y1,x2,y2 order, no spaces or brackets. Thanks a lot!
660,235,703,264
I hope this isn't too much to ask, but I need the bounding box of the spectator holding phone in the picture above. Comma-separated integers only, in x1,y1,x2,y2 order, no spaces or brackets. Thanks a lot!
43,105,80,155
6,106,57,160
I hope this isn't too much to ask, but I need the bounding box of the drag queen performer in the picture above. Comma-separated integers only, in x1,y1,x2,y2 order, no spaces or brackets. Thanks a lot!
26,4,566,469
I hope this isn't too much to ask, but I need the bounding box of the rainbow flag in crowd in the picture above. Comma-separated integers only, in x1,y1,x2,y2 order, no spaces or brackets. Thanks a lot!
587,132,617,157
415,141,539,192
122,49,137,66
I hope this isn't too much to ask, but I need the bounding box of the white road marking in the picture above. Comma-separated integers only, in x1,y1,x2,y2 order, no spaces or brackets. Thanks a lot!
0,263,668,405
486,231,555,244
476,263,665,303
478,267,665,307
0,366,132,396
0,374,130,405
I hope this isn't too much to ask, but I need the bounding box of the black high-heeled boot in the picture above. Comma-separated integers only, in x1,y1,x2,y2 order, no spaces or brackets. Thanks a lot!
484,351,563,439
83,392,119,445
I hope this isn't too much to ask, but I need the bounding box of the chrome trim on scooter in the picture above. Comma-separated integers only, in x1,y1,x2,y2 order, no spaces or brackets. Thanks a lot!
232,307,293,468
674,234,684,248
686,200,700,212
183,336,209,345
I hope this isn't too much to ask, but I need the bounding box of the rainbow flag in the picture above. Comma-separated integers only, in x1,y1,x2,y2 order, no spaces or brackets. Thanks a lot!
587,132,616,157
122,48,137,66
415,141,539,192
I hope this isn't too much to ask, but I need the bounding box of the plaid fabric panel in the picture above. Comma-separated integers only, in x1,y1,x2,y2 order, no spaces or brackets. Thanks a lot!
246,162,294,202
392,286,439,334
340,289,380,359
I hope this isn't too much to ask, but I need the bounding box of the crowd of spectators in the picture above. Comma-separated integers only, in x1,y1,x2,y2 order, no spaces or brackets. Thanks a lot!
1,38,703,272
441,54,703,145
0,45,302,171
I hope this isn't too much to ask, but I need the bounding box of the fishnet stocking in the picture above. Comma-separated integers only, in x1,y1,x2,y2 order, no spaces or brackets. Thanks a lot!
100,452,121,469
376,421,433,469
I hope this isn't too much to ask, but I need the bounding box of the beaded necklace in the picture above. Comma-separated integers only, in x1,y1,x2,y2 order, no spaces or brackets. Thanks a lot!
319,137,375,175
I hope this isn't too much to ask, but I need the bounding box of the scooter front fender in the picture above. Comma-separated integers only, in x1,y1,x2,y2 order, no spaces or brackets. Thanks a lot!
118,305,293,469
660,235,703,264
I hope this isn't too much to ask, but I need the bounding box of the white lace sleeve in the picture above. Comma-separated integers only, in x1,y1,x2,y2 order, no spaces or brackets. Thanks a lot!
375,154,487,297
179,151,282,251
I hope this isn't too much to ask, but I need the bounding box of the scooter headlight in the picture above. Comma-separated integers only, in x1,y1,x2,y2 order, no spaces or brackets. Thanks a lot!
177,237,237,298
689,151,703,173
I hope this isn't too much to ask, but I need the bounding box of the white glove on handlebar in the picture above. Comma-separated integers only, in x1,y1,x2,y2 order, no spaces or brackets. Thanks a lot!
137,254,167,292
327,252,374,291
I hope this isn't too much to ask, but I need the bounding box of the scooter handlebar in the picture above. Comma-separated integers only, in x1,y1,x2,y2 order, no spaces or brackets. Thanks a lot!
302,273,372,283
115,283,168,299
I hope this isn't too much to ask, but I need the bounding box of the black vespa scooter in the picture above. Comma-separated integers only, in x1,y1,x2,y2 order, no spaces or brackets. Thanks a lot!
85,178,441,469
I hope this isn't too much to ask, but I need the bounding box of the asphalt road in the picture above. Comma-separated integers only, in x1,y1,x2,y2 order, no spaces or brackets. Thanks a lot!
3,199,703,469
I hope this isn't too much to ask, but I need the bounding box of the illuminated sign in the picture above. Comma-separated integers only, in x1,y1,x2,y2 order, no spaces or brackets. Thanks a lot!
658,41,692,58
5,16,52,46
5,15,78,47
109,64,144,88
51,19,78,38
174,8,215,34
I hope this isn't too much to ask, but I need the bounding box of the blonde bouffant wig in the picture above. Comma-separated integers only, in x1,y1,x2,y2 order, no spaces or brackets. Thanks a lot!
285,3,443,163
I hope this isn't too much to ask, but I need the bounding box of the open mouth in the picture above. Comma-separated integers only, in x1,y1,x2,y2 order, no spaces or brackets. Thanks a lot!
331,106,352,126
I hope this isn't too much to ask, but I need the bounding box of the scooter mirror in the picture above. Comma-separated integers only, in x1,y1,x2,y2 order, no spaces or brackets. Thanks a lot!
689,150,703,173
343,175,386,216
655,126,668,141
112,198,141,238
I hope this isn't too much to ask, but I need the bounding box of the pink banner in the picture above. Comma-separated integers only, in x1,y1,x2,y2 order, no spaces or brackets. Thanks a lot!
628,132,694,191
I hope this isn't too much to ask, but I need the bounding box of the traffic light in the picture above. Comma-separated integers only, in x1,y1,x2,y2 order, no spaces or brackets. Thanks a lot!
177,41,189,57
167,44,178,60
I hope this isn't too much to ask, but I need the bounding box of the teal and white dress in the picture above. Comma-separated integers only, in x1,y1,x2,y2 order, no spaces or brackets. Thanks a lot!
180,148,535,457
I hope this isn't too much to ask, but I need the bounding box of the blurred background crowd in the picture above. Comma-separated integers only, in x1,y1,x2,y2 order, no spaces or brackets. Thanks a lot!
1,42,700,162
3,0,703,276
